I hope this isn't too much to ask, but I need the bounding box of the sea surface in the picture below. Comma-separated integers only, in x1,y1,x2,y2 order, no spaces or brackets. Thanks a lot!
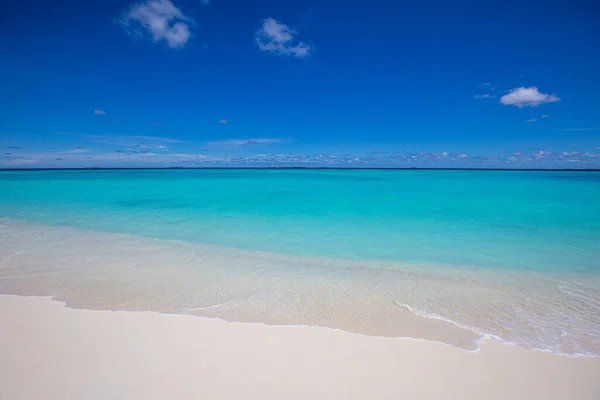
1,169,599,355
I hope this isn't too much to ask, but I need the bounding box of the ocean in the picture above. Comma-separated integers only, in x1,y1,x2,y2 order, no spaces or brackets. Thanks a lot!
1,169,599,355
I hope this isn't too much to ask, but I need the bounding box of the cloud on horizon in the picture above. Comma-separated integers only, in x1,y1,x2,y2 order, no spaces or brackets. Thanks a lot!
121,0,194,48
500,87,560,108
3,145,600,169
255,18,311,57
0,156,42,166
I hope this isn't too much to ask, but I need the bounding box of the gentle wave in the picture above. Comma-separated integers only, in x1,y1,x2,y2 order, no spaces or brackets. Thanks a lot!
1,219,599,357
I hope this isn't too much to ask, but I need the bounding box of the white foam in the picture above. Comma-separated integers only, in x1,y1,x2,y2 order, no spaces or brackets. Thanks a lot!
1,219,599,357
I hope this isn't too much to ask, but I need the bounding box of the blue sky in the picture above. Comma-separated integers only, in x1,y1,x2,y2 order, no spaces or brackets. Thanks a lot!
1,0,599,168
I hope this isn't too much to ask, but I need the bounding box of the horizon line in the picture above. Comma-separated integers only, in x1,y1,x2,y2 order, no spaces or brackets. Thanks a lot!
1,167,600,172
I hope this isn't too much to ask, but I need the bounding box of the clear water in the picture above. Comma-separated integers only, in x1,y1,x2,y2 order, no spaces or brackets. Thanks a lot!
1,169,599,355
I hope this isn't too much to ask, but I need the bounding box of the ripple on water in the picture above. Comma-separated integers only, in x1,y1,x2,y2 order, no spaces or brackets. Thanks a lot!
0,219,599,356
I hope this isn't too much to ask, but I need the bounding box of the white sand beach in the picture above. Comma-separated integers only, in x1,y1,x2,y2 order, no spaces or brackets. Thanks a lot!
1,295,599,400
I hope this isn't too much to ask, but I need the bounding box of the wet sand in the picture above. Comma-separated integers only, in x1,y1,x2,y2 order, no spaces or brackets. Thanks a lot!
1,295,599,400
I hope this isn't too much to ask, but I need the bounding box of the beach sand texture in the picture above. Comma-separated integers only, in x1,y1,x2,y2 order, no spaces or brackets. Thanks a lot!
1,295,599,400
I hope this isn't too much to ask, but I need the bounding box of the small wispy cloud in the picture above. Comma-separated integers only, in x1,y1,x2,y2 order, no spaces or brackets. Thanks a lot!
525,118,537,123
87,134,185,146
554,128,600,131
218,119,230,124
540,114,549,118
64,148,93,154
129,135,184,143
561,151,582,157
208,138,283,147
534,150,552,158
93,109,106,115
124,142,170,154
2,158,41,166
255,18,311,57
121,0,194,48
474,81,496,99
500,87,560,108
55,132,185,146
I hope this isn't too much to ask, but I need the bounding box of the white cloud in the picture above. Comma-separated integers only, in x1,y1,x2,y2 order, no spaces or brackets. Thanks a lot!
473,94,496,99
121,0,193,48
12,151,226,167
93,109,106,115
525,118,537,123
218,119,230,124
500,87,560,108
255,18,311,57
534,150,552,158
540,114,549,118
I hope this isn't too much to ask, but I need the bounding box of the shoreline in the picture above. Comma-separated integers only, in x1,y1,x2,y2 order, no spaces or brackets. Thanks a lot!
2,218,600,357
2,294,600,399
4,294,599,360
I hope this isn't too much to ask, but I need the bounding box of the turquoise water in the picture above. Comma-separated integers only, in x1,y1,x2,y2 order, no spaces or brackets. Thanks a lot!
1,169,599,355
1,169,599,272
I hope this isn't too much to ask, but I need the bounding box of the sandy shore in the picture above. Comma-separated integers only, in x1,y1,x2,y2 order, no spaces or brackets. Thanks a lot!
1,295,599,400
